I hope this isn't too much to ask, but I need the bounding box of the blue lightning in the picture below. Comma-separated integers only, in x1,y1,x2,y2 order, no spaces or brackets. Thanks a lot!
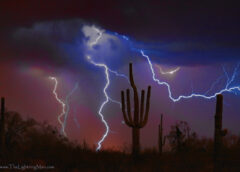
73,108,80,129
226,63,239,89
140,50,240,102
86,55,127,150
49,76,80,136
86,55,114,151
84,26,240,151
62,82,79,136
111,31,240,102
88,56,126,150
204,75,225,95
108,69,129,83
49,76,66,135
89,27,103,47
84,26,128,151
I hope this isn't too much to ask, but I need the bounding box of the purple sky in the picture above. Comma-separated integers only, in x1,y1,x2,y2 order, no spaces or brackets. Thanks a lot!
0,0,240,150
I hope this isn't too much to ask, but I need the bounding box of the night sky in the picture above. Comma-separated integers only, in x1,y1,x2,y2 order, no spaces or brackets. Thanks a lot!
1,0,240,150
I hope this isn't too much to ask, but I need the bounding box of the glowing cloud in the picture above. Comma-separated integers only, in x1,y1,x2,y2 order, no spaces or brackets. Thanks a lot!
62,82,79,136
157,65,180,75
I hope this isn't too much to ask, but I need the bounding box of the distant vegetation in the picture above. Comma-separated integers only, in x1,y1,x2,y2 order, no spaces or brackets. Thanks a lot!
0,110,239,171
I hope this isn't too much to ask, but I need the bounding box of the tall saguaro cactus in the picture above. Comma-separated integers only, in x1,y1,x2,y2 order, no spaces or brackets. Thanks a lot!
121,63,151,156
214,94,227,170
0,97,5,154
158,114,165,155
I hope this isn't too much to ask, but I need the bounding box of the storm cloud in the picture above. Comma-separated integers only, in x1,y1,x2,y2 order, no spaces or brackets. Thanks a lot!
0,19,238,73
1,0,240,68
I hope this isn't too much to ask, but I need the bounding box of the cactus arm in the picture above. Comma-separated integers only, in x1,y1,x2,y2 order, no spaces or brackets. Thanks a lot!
160,114,163,139
141,86,151,127
129,63,140,124
140,90,145,124
126,89,133,125
121,91,133,127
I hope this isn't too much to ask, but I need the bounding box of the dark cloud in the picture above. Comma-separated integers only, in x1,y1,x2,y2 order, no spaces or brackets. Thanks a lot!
135,39,240,66
1,19,131,74
0,19,239,71
1,0,240,39
0,0,240,67
1,20,88,73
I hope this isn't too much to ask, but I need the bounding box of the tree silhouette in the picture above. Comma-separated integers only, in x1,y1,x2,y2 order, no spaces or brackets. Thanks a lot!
167,121,198,153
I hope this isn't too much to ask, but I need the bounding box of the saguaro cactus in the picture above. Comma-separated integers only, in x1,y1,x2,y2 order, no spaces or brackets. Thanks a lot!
158,114,165,155
0,97,5,154
214,94,227,170
121,63,151,156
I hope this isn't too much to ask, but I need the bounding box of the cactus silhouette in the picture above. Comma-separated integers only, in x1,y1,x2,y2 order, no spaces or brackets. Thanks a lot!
214,94,227,171
121,63,151,156
158,114,165,155
0,97,5,155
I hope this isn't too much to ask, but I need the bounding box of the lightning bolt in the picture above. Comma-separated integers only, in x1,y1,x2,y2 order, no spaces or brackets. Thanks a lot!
89,27,103,47
86,27,240,150
88,56,126,150
140,50,240,102
204,71,225,95
62,82,79,136
108,69,130,83
85,26,128,151
49,76,79,136
50,25,239,151
87,55,111,151
73,107,80,129
49,76,67,135
113,31,240,101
